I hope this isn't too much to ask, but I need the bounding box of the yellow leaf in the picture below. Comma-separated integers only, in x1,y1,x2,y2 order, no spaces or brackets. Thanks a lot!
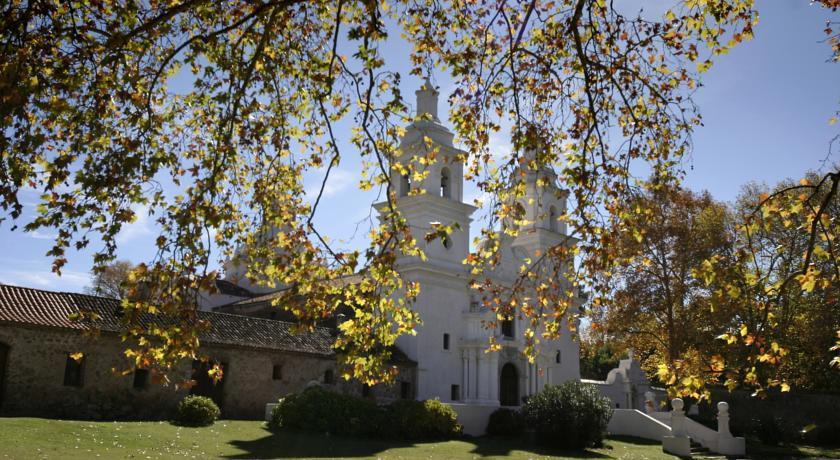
781,383,790,392
70,352,84,362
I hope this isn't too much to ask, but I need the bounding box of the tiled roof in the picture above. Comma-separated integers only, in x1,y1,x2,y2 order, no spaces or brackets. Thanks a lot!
215,279,255,298
0,284,334,356
219,273,364,309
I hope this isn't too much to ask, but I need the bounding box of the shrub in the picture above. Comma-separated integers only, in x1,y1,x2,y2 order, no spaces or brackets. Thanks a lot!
271,386,460,440
270,385,382,436
385,399,461,440
521,381,613,448
176,395,220,426
486,408,524,437
750,414,786,445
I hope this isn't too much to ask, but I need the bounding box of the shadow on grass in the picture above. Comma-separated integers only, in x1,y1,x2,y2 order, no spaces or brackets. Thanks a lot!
746,439,840,460
225,427,615,459
605,435,660,446
464,435,612,459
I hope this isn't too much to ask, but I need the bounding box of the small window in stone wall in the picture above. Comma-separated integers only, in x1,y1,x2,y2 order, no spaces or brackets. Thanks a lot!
272,365,282,381
400,381,411,399
133,368,149,390
324,369,334,384
63,354,85,387
555,350,561,364
451,384,460,401
443,333,450,350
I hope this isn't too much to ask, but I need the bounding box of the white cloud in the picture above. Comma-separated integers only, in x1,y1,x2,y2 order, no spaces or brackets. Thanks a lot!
486,132,513,164
305,168,355,200
27,230,58,240
116,205,155,245
0,268,91,293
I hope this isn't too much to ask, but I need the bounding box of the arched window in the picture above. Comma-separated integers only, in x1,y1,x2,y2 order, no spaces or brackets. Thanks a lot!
324,369,335,384
400,174,411,197
501,318,514,338
440,168,451,198
555,350,562,364
548,205,558,232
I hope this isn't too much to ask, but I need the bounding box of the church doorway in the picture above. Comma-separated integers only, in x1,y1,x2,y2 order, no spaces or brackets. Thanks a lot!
500,363,519,406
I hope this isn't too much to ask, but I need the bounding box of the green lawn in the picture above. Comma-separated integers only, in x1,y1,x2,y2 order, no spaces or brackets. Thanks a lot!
0,418,674,459
1,418,838,459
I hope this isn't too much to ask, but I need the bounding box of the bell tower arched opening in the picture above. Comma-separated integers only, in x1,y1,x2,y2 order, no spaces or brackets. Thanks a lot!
400,174,411,197
548,205,557,232
440,168,451,199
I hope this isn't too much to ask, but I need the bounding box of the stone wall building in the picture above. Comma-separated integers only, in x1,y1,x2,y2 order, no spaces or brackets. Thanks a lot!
0,284,416,420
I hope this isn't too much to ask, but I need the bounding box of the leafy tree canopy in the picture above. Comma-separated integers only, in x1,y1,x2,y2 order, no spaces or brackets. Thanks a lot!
0,0,836,393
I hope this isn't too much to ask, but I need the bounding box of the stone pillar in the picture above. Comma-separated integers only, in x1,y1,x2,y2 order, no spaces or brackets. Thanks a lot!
534,363,540,394
488,352,499,403
716,401,746,456
470,349,478,401
462,350,469,400
475,351,484,400
483,351,493,402
525,362,531,396
662,398,691,457
532,363,539,394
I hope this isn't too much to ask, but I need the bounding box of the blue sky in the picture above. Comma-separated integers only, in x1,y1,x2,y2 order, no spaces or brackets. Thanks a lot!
1,0,837,293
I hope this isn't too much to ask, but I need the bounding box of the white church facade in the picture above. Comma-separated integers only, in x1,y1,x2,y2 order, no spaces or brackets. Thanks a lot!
201,80,582,415
378,80,581,409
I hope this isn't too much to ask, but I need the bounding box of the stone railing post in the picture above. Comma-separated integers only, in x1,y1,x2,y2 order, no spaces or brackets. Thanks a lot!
717,401,732,437
716,401,746,456
644,391,656,414
670,398,687,437
662,398,691,457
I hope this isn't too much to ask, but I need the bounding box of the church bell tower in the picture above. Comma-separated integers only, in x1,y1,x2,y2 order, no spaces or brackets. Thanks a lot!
509,147,573,255
376,78,476,272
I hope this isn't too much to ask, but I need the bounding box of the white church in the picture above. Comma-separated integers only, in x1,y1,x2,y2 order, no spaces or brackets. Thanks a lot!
375,80,582,407
201,80,583,419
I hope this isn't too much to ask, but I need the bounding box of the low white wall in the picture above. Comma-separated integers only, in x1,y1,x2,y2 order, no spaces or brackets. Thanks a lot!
450,403,504,436
607,409,672,441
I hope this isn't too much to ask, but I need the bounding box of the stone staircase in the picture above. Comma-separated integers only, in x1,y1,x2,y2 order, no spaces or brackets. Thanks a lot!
690,440,725,459
688,440,748,460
